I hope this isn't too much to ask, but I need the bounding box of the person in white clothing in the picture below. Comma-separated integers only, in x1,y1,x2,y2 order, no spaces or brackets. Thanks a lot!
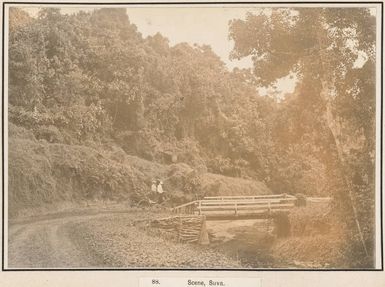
156,180,165,203
151,180,157,193
149,179,157,203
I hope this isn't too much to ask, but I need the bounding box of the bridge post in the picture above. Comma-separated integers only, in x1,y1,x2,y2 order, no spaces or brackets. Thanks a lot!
198,215,210,245
177,216,182,242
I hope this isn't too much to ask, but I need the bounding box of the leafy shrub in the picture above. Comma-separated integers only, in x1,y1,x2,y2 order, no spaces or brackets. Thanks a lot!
34,125,64,143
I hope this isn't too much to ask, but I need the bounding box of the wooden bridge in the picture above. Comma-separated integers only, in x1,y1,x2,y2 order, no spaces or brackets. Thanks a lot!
160,194,332,244
171,194,305,219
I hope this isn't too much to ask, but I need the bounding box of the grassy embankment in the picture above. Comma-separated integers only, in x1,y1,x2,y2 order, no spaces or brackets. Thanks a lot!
8,123,271,218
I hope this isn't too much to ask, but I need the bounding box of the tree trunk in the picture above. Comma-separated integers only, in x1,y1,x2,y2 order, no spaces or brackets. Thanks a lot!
315,17,369,256
320,80,369,257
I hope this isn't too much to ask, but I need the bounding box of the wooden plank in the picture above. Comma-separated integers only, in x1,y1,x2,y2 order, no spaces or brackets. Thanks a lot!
238,204,295,210
214,208,292,214
204,194,284,198
171,200,197,210
203,194,296,200
205,199,295,203
197,203,295,211
201,208,293,217
307,197,332,202
200,201,296,206
157,214,204,221
201,209,268,215
199,199,296,205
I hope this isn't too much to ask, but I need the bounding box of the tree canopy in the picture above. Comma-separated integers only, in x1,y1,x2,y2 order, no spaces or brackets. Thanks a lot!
229,7,376,265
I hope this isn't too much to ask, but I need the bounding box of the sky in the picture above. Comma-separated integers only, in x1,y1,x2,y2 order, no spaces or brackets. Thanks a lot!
126,7,254,70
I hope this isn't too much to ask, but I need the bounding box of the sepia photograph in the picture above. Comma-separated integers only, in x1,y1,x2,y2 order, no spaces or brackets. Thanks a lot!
1,1,383,272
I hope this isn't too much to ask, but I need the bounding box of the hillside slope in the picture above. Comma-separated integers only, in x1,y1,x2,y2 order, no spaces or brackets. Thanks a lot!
9,124,271,218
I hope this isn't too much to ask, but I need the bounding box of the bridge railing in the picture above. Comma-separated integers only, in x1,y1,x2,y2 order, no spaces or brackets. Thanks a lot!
171,194,298,216
171,194,333,217
307,197,332,203
203,194,296,201
198,194,297,216
171,200,198,214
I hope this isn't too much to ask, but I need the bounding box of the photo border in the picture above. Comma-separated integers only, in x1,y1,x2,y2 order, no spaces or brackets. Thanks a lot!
1,0,383,272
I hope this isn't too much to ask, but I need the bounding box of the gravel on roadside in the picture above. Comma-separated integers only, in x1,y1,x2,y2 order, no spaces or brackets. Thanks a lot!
67,212,242,268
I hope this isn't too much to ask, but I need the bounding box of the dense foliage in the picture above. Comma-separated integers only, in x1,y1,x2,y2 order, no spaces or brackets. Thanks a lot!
229,7,376,266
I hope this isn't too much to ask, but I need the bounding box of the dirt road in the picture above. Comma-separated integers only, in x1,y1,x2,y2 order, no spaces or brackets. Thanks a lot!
8,212,120,268
7,209,241,269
